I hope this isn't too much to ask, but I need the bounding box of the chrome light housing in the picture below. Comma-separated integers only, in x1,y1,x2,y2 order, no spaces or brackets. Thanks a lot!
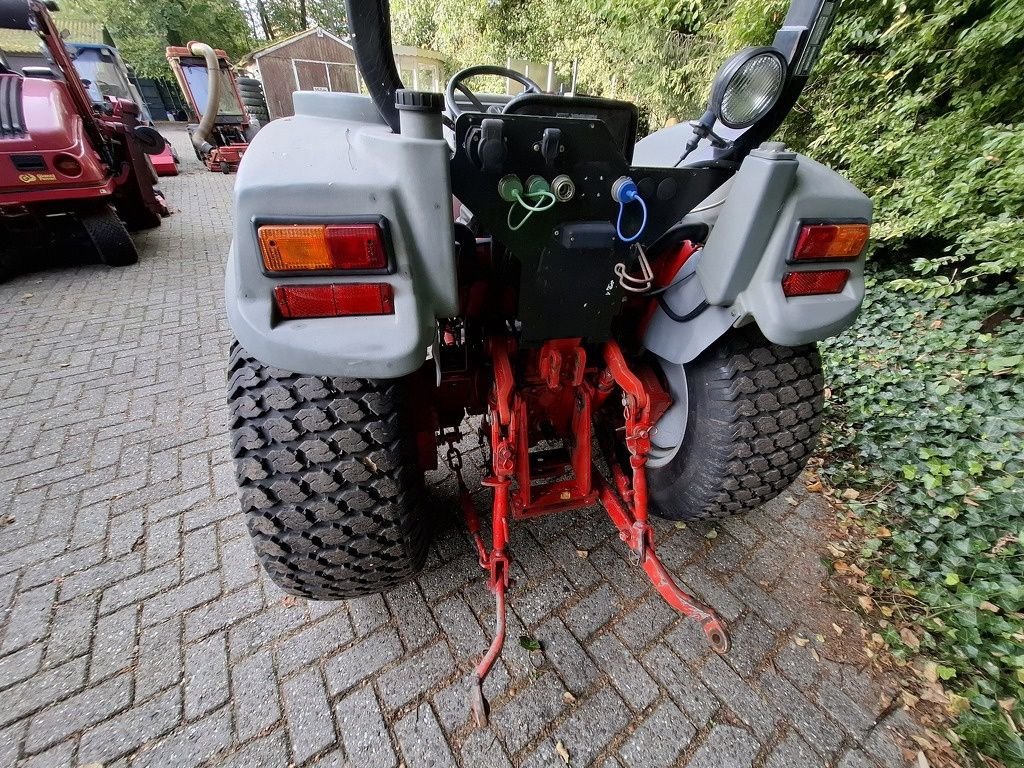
709,47,788,129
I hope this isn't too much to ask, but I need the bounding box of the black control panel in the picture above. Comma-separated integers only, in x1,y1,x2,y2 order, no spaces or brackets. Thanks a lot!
451,111,730,343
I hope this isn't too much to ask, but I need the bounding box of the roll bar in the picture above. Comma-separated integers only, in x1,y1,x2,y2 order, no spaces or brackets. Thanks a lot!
343,0,839,143
344,0,404,133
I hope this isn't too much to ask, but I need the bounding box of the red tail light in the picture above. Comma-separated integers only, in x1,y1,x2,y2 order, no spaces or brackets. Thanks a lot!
274,283,394,319
324,225,388,270
782,269,850,297
792,223,869,261
53,154,82,177
259,222,389,272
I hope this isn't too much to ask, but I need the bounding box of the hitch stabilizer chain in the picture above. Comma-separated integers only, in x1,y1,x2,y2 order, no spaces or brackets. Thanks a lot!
456,338,730,727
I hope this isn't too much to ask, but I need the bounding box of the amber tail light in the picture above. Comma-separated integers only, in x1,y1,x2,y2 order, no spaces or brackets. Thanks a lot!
259,223,388,272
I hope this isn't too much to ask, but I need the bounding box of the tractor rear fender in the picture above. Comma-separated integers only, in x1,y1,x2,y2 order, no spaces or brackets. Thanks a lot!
225,91,457,378
643,143,872,364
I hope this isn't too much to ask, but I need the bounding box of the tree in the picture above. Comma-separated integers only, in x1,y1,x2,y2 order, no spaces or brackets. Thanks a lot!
66,0,255,77
247,0,348,40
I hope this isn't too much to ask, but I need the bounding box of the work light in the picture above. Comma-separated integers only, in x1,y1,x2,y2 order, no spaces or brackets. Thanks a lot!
709,47,788,129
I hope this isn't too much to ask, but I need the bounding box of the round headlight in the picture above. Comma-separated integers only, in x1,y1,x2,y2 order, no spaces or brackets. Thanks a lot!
709,47,787,129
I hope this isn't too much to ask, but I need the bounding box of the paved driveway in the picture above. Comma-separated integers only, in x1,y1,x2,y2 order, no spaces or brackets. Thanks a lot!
0,126,914,767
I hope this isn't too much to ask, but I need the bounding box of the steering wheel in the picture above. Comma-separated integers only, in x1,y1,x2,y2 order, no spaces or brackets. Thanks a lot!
445,65,542,118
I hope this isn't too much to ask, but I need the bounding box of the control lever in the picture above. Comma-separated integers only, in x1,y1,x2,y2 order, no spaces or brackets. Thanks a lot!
540,127,561,166
472,118,507,173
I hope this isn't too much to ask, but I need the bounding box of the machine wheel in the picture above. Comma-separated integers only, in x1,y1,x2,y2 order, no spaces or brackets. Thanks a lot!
228,342,430,599
80,205,139,267
647,327,824,521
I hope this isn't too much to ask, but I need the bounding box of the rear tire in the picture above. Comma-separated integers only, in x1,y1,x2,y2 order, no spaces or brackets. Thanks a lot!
228,342,430,599
648,328,824,521
80,205,138,267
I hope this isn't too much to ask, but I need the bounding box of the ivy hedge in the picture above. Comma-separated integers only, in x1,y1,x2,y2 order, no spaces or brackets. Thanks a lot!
821,272,1023,765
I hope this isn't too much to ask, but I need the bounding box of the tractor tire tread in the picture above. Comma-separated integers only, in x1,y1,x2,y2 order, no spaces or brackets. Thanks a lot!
228,341,428,599
81,205,139,266
649,327,824,521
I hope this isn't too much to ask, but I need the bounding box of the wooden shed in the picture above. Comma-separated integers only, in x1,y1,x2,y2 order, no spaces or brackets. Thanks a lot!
239,27,361,119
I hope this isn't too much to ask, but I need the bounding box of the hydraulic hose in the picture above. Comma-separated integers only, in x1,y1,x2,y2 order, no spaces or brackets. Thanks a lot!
188,41,219,155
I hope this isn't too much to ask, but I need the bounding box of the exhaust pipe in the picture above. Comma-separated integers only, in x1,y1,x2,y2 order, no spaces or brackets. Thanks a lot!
188,41,220,155
344,0,404,133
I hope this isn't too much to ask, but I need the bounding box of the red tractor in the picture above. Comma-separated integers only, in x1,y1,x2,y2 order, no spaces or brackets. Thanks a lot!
227,0,871,726
0,0,169,280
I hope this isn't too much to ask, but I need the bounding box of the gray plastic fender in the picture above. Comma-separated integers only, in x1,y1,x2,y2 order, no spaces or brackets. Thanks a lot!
225,91,457,378
644,145,871,364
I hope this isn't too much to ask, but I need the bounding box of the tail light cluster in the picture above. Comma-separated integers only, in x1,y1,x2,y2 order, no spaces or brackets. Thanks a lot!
258,222,395,319
782,222,869,297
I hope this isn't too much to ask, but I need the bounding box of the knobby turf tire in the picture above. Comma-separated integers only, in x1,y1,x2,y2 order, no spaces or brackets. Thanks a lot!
648,327,824,521
228,342,429,599
80,204,138,266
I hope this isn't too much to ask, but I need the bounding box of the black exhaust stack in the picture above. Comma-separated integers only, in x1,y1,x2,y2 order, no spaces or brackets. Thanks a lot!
344,0,405,133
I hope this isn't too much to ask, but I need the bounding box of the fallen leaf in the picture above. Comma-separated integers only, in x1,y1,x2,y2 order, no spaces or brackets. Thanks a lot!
785,496,799,506
555,740,570,765
858,596,874,613
902,691,920,709
876,526,892,538
519,635,542,652
705,529,717,540
832,623,843,636
900,627,921,650
810,648,820,662
834,560,851,574
841,488,860,500
815,634,825,644
917,749,930,768
806,479,824,493
281,595,299,608
794,635,810,647
880,606,895,618
947,693,971,715
575,549,589,559
562,691,576,704
920,682,949,706
674,521,687,529
978,601,1000,613
929,319,943,330
998,697,1016,712
827,544,846,558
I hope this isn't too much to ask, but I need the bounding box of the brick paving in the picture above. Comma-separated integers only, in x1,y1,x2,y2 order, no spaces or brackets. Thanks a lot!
0,126,916,767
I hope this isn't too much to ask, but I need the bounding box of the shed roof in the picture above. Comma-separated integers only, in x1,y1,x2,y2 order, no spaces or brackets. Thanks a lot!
239,26,351,66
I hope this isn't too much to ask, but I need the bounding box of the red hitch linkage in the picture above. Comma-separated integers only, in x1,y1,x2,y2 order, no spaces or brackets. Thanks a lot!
460,337,730,726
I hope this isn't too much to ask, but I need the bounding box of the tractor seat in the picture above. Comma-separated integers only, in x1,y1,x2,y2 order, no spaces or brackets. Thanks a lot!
503,94,640,162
